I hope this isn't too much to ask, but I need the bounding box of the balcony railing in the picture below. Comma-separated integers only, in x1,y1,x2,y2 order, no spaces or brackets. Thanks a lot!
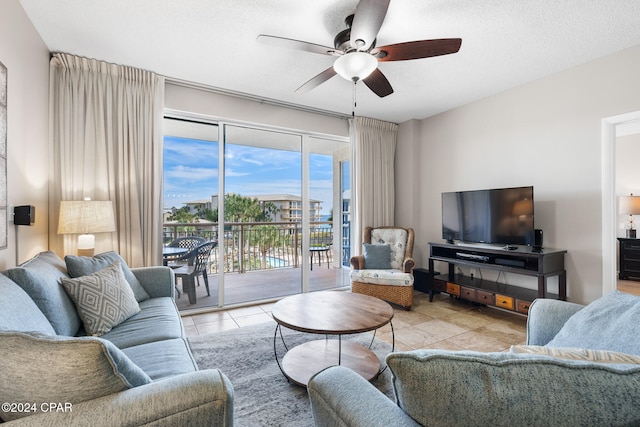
163,221,333,274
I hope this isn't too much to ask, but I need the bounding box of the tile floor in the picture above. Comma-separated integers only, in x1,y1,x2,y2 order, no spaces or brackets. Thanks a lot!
182,291,528,352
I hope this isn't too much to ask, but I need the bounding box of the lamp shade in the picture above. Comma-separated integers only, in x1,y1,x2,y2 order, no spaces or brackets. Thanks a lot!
57,200,116,235
619,195,640,215
333,52,378,82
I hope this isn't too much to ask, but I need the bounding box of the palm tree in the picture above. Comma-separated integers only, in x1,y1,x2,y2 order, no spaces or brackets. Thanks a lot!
249,225,286,269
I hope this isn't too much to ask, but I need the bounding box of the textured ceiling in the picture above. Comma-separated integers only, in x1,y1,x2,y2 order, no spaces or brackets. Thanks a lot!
18,0,640,123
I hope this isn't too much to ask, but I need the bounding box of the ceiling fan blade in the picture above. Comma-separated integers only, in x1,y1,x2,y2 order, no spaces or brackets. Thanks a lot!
296,67,337,94
257,34,341,56
363,68,393,97
375,38,462,62
350,0,390,51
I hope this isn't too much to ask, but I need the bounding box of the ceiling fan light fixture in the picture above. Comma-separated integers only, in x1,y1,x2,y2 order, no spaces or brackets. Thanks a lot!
333,52,377,82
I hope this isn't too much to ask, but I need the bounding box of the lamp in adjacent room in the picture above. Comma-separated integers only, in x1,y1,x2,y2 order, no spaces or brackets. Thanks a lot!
619,194,640,238
57,199,116,256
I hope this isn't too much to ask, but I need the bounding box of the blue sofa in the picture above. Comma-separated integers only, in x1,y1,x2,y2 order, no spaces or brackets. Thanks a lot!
0,251,233,426
308,291,640,427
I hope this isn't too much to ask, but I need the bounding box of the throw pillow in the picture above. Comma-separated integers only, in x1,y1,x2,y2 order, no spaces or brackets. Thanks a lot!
545,290,640,356
363,243,391,269
65,251,150,302
3,251,81,336
0,331,151,422
0,274,56,335
61,262,141,336
510,345,640,364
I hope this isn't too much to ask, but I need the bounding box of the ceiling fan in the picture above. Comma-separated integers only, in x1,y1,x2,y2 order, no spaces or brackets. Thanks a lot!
257,0,462,98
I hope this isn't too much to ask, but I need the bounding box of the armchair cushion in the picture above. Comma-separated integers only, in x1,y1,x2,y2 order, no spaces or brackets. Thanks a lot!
545,290,640,356
0,331,151,422
363,243,391,269
370,228,409,270
61,262,140,336
65,251,150,302
350,269,414,287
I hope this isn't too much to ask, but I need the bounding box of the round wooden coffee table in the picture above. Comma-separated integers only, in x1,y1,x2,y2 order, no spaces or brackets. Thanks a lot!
272,291,394,386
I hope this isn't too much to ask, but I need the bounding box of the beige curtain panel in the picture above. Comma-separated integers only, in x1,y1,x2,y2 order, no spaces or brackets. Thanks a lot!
49,53,165,267
350,116,398,255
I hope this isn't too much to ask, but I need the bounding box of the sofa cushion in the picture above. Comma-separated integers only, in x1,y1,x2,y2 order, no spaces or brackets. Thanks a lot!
546,290,640,356
3,251,81,336
61,262,140,336
363,243,392,269
0,274,55,335
65,251,150,302
0,331,151,422
350,269,414,287
510,345,640,364
387,349,640,427
99,297,185,349
122,338,198,380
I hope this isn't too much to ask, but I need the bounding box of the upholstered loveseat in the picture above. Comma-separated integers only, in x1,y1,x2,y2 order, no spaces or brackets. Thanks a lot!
0,251,233,426
309,291,640,426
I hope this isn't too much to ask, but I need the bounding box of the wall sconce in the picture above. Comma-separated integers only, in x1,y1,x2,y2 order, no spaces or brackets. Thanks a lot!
619,194,640,238
57,199,116,256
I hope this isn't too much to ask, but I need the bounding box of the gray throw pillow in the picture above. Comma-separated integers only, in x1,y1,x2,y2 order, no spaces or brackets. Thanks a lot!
61,262,140,336
3,251,81,336
0,331,151,422
65,251,150,302
363,243,392,269
0,274,55,335
546,290,640,356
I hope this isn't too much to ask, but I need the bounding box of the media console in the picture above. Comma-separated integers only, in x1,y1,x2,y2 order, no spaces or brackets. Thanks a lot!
427,242,567,315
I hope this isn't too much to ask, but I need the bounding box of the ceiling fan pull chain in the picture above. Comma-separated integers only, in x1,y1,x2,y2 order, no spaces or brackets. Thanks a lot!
352,80,357,117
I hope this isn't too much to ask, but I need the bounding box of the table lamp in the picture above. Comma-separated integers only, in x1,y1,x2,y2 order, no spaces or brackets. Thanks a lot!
619,194,640,238
58,200,116,256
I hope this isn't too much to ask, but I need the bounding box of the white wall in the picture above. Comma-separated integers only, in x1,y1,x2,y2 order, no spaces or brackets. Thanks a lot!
0,0,50,267
396,44,640,305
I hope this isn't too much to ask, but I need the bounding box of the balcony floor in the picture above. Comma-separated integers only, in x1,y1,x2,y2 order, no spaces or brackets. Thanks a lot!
175,266,351,313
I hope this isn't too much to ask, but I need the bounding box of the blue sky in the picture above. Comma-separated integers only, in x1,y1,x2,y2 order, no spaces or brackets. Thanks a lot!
163,136,335,215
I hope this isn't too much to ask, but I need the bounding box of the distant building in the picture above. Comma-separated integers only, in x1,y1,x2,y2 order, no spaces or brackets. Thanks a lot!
182,194,324,223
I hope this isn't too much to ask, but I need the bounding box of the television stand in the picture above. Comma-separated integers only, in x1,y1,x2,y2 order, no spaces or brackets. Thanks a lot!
427,242,567,315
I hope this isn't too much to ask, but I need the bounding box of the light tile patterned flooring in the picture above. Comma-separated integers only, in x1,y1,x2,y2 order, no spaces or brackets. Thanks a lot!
182,291,528,352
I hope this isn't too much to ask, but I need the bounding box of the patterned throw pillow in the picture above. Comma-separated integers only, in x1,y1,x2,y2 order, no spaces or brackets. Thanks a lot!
61,262,140,336
65,251,150,302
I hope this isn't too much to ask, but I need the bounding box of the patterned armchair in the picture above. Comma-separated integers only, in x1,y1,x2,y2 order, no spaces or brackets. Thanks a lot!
350,226,416,309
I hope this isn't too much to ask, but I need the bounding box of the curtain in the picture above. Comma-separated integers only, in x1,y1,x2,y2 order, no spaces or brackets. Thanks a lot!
350,116,398,256
49,53,164,267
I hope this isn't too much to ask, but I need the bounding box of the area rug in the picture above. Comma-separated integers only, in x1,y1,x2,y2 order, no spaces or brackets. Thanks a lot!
188,321,395,427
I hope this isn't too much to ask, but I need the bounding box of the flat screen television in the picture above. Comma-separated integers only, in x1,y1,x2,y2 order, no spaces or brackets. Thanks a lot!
442,186,534,247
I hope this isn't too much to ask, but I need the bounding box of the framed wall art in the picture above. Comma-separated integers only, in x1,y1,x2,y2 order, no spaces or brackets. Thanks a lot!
0,61,7,249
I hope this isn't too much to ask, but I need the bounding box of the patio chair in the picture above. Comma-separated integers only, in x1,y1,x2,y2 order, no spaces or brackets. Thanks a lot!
165,236,206,269
174,241,217,305
350,226,416,309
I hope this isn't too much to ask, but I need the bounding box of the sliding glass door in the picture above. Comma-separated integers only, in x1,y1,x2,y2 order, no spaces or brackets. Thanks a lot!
163,115,349,312
222,125,303,305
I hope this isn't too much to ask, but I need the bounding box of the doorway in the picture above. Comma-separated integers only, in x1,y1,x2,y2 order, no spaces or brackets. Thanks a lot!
601,111,640,297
